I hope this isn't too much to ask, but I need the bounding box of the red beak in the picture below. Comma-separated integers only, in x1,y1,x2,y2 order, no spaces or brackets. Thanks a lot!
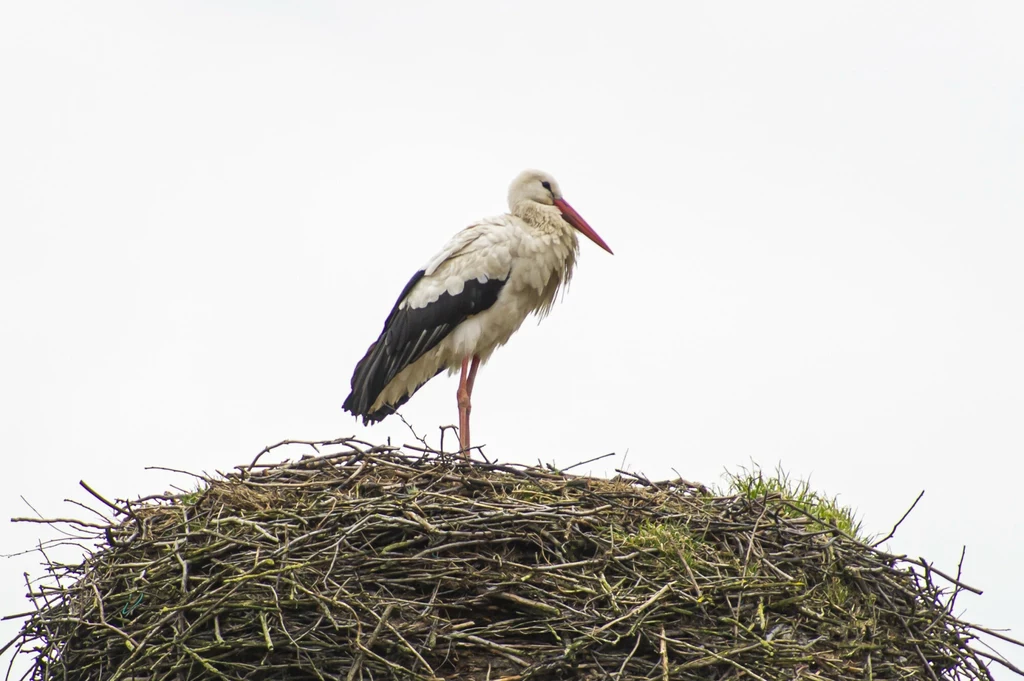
554,198,614,255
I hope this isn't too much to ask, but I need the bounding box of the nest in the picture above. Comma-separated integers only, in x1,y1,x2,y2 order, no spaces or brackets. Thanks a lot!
5,438,1021,680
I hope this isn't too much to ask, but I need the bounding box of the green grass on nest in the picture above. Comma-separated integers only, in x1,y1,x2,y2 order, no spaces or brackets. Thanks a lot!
720,462,866,540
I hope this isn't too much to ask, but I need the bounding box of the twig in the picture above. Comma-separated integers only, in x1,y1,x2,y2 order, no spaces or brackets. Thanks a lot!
660,625,669,681
949,545,967,615
561,452,616,473
872,490,925,547
346,604,394,681
593,582,674,635
79,480,133,517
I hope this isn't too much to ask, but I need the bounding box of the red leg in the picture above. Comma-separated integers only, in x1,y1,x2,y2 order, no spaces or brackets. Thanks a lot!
466,355,481,397
462,356,481,457
457,357,471,456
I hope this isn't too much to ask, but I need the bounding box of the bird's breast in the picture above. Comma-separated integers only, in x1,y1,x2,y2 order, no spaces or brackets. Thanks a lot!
506,226,578,316
441,233,575,361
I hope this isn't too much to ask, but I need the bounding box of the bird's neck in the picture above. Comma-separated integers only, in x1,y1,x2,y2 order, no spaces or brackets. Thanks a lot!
511,202,579,247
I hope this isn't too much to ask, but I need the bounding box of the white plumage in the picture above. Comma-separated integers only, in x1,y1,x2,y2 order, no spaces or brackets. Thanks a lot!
343,169,612,455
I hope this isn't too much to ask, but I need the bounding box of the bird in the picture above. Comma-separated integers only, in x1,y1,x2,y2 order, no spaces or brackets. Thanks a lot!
342,169,613,456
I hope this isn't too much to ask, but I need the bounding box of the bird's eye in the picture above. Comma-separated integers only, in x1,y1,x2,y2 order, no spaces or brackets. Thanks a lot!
541,181,552,191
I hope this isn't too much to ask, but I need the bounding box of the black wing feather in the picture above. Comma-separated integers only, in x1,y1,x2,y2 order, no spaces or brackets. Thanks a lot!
343,271,507,424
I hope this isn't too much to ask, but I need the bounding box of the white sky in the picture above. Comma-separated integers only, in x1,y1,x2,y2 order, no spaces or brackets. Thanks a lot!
2,1,1022,674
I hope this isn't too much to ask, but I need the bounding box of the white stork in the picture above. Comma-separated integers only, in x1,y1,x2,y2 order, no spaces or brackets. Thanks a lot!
342,169,613,455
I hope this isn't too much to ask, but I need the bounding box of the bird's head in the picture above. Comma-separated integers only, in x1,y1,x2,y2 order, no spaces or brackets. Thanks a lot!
508,169,613,254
